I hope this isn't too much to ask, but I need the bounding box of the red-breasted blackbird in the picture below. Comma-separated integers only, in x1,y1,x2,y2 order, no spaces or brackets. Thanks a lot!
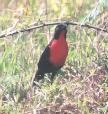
33,23,68,86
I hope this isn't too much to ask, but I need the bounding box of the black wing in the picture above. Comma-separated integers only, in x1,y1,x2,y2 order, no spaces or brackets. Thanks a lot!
38,46,50,70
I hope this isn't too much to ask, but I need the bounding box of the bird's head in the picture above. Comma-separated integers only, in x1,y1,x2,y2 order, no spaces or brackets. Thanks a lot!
53,23,67,39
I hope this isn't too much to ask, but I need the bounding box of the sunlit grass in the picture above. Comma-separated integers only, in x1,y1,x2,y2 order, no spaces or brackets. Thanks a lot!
0,0,108,114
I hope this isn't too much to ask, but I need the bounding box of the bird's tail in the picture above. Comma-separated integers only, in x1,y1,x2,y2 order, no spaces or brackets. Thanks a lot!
33,70,44,86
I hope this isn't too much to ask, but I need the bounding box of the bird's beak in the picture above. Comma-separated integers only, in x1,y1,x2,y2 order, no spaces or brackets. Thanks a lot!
63,23,68,28
60,24,67,31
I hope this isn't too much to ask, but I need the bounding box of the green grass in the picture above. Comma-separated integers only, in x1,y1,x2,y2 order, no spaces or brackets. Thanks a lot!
0,0,108,114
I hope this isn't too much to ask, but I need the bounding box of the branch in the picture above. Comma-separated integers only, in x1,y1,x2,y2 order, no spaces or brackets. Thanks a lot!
0,21,108,38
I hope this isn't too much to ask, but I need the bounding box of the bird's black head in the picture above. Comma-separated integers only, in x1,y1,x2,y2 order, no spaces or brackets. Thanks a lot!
53,23,67,39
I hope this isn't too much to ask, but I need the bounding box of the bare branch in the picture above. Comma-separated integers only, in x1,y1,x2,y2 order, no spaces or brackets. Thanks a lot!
0,21,108,38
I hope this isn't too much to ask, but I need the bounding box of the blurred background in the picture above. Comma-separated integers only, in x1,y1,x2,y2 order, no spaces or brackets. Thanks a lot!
0,0,108,114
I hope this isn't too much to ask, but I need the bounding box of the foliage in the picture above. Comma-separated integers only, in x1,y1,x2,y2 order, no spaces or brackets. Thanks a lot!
0,0,108,114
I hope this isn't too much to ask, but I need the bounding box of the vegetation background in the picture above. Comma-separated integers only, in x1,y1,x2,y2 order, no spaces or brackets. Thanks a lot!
0,0,108,113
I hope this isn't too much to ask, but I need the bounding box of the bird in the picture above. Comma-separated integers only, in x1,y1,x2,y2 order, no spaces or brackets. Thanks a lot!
33,23,68,86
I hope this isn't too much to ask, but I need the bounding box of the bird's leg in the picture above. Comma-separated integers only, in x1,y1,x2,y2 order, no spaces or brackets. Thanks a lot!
50,71,57,84
34,74,44,82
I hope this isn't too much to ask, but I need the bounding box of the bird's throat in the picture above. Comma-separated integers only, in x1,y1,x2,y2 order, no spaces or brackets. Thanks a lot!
49,33,68,67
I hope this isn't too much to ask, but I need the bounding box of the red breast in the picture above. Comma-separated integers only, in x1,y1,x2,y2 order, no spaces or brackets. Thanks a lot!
49,32,68,67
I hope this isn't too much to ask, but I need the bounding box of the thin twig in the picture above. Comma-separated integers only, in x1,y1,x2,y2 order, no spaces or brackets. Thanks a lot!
0,21,107,38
